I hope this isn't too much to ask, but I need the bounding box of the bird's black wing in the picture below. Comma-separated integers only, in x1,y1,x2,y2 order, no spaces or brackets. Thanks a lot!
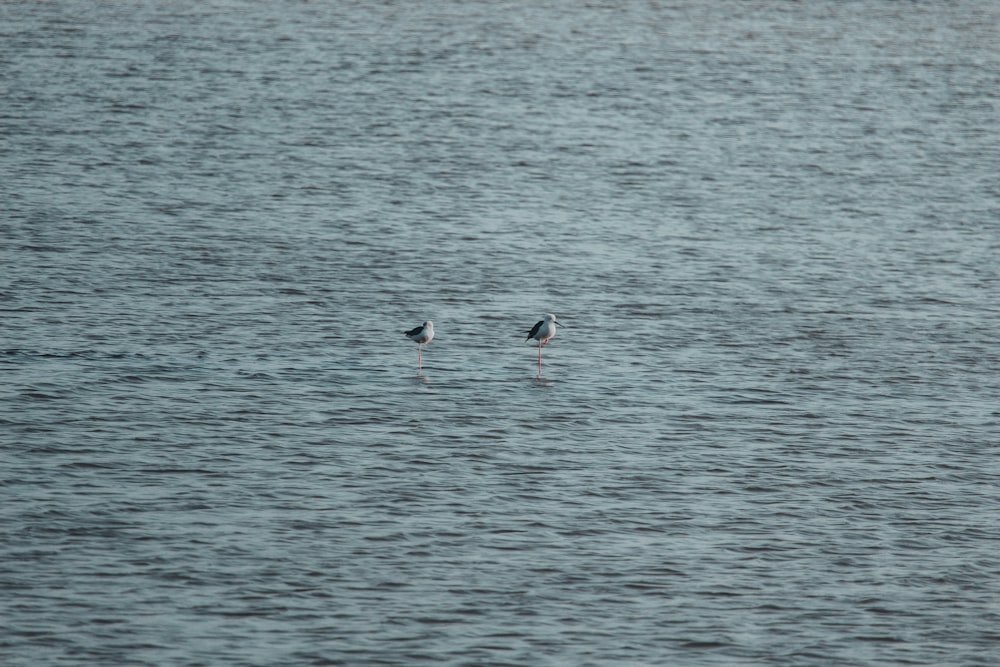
404,325,423,337
525,320,543,340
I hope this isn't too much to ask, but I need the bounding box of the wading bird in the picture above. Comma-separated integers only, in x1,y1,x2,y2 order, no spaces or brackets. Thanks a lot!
525,313,560,376
404,320,434,373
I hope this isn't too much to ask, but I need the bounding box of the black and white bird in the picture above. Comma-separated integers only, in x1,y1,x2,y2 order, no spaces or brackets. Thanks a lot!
403,320,434,373
525,313,560,375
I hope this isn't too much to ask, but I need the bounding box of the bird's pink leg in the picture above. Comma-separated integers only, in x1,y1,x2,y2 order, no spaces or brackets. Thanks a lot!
537,343,542,375
417,345,422,373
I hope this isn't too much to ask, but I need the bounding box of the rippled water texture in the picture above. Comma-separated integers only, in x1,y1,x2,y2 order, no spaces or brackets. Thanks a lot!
3,1,1000,665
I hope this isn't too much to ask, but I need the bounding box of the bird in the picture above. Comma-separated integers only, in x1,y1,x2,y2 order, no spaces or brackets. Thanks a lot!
525,313,560,376
403,320,434,373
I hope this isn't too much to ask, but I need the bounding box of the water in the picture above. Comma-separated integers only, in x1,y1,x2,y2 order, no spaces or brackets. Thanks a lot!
3,1,1000,665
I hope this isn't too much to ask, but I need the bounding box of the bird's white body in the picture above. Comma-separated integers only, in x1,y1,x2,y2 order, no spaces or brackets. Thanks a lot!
405,320,434,345
526,313,558,346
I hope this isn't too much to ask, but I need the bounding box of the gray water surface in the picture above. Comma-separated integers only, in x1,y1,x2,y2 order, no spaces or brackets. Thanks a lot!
3,1,1000,665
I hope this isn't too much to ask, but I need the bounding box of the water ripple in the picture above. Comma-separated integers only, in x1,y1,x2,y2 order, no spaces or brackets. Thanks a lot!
4,0,1000,665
